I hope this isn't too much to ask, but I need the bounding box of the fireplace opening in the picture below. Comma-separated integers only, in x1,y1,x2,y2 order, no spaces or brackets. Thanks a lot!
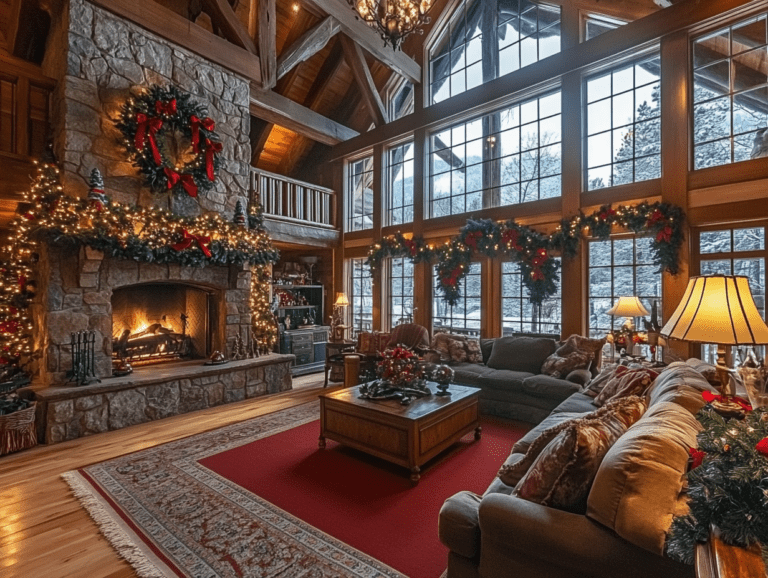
112,283,214,365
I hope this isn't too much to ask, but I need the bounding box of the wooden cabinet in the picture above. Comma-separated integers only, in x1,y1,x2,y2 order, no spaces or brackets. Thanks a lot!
279,326,329,375
273,284,328,375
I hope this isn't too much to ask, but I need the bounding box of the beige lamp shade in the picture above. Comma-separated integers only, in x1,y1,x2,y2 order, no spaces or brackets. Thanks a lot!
606,296,650,318
334,292,350,307
660,275,768,345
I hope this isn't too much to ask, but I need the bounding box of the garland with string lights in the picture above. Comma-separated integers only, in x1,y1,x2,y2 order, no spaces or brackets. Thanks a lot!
367,201,685,306
0,161,279,364
248,204,279,352
116,84,222,197
665,403,768,567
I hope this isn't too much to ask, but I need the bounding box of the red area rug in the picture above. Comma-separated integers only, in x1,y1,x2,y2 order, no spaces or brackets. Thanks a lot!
63,402,526,578
200,416,527,578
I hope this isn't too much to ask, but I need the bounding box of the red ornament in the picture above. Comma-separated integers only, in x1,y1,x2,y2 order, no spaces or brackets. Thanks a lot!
688,447,705,469
163,168,198,198
171,229,212,258
757,438,768,457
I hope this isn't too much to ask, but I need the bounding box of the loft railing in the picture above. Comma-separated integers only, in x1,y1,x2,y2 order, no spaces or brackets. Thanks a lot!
250,168,336,229
0,55,54,159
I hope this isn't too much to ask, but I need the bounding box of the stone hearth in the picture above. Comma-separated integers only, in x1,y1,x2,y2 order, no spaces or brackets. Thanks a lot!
26,356,293,444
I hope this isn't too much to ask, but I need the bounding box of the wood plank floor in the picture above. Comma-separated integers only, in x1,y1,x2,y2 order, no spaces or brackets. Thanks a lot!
0,373,335,578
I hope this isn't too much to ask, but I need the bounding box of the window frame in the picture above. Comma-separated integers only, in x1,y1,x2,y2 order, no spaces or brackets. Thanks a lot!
385,139,415,227
345,152,375,233
501,258,562,336
386,257,415,330
432,261,483,336
348,257,374,337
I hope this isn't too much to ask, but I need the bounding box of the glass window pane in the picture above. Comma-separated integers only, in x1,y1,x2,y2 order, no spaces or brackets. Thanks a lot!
701,230,732,253
734,227,765,251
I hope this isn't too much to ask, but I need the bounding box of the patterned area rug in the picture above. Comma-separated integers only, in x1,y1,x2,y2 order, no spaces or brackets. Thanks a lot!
63,402,406,578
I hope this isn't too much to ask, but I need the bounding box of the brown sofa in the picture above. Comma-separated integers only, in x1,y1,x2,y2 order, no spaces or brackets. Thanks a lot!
438,359,717,578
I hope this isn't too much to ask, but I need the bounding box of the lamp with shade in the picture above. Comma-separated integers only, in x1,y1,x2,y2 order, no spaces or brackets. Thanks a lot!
330,292,350,342
660,274,768,414
607,296,649,357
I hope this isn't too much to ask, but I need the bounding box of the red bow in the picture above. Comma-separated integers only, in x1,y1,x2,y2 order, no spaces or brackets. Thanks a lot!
502,229,521,250
648,209,665,225
757,438,768,457
204,139,223,181
532,247,548,267
155,99,177,116
656,226,673,243
531,268,545,281
135,113,164,165
164,168,198,198
404,238,417,256
688,447,705,469
464,231,482,250
702,390,752,411
172,229,212,258
446,266,463,287
599,208,616,220
190,116,215,154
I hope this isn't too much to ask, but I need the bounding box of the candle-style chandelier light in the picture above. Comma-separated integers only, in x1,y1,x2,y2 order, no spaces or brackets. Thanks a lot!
351,0,433,50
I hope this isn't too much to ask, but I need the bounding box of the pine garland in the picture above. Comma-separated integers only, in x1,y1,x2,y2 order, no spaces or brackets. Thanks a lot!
665,405,768,567
367,201,685,306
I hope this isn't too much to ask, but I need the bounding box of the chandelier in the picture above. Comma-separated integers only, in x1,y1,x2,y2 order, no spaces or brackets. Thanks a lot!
351,0,433,51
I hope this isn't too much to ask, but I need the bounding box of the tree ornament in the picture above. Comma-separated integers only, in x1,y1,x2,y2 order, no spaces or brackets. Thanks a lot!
87,168,109,211
233,200,246,227
116,84,223,198
757,437,768,457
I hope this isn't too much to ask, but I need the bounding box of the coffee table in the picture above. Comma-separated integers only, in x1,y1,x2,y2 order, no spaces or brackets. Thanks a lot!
318,383,481,483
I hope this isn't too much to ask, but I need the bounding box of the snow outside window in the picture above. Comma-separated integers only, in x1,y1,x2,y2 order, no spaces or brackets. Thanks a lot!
347,156,374,232
502,259,561,335
388,258,414,329
432,262,481,336
386,142,414,226
350,258,373,335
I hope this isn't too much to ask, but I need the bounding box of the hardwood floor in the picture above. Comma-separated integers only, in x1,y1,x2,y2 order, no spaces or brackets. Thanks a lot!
0,373,335,578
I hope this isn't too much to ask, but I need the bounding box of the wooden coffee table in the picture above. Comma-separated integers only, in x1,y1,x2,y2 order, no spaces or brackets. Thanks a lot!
318,383,481,483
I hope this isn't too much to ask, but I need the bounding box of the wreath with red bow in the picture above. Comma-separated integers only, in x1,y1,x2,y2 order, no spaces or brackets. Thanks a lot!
117,84,223,198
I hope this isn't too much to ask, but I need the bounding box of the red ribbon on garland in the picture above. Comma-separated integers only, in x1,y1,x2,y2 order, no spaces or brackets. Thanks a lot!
190,116,215,153
757,438,768,457
702,390,752,411
446,266,463,287
135,113,164,165
656,226,673,243
204,139,223,181
155,99,177,116
464,231,482,250
648,208,665,225
171,229,212,258
164,168,198,198
502,228,521,250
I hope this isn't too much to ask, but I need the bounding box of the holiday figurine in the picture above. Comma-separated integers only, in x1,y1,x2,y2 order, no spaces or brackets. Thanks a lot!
234,200,246,227
87,168,109,211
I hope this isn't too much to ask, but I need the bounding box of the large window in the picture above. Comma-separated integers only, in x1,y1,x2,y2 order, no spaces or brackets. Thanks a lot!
429,0,561,105
429,90,562,218
386,141,414,226
698,226,766,363
388,258,414,329
585,53,661,190
432,262,481,335
347,155,374,231
349,258,373,335
693,14,768,169
502,259,561,335
588,237,662,339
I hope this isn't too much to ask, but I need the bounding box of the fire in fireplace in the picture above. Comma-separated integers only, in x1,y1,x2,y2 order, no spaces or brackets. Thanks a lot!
112,283,214,365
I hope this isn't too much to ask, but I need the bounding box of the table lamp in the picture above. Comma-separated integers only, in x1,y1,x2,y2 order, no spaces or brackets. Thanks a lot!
660,275,768,413
331,292,350,342
607,296,649,356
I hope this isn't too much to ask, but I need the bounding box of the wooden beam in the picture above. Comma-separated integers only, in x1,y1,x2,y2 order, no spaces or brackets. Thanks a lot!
5,0,21,57
341,35,387,126
340,35,387,127
277,16,341,80
202,0,257,54
303,0,421,84
250,118,273,165
89,0,261,83
259,0,277,90
250,85,359,145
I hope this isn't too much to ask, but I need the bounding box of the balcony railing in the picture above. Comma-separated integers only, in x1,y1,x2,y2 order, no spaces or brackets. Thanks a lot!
250,168,336,229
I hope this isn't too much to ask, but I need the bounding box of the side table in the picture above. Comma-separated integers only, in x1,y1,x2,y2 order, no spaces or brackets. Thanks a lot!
696,530,767,578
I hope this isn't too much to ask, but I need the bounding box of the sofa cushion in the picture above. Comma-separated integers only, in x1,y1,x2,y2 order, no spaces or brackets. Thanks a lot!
486,336,557,373
522,375,582,399
452,362,497,387
438,490,483,559
478,369,534,391
593,367,659,407
586,400,702,555
551,392,597,415
513,408,635,513
480,338,495,365
540,350,593,379
645,363,716,414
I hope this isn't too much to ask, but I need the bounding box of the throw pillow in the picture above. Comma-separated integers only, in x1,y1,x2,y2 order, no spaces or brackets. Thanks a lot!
593,366,659,407
540,350,593,378
431,333,483,364
583,364,619,398
486,336,557,373
513,408,636,513
498,395,647,487
479,338,495,365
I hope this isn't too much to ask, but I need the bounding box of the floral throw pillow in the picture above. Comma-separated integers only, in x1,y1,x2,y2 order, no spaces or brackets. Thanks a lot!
593,366,659,407
540,350,593,378
431,333,482,364
512,408,638,513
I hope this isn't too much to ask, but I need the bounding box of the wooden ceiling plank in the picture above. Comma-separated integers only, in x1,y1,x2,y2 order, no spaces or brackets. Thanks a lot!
89,0,262,83
5,0,20,55
251,119,274,164
340,34,387,127
277,16,340,81
302,0,421,84
202,0,257,54
259,0,277,89
250,85,359,145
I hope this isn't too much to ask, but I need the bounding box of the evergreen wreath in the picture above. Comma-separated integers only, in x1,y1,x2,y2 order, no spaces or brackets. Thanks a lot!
116,84,223,197
665,404,768,567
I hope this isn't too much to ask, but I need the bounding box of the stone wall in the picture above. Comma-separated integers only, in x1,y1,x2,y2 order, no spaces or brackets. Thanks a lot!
32,243,252,386
29,357,293,444
43,0,252,218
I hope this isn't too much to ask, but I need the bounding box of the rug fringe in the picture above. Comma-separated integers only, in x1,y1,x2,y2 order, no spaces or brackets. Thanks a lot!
61,471,167,578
